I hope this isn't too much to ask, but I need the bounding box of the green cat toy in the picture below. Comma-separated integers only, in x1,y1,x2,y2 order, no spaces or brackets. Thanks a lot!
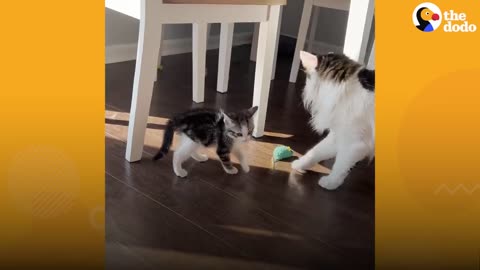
271,145,294,169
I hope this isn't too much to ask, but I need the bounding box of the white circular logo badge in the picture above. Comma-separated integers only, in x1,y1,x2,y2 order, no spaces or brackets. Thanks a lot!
413,3,442,32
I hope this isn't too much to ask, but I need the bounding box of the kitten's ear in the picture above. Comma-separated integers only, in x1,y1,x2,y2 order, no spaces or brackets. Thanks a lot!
246,106,258,118
299,51,318,71
222,111,234,127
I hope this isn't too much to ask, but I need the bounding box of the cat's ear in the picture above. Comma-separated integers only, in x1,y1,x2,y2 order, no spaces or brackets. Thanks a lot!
222,111,234,127
246,106,258,118
300,51,318,72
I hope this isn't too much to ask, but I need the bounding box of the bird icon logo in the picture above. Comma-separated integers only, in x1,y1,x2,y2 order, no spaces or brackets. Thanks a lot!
413,3,442,32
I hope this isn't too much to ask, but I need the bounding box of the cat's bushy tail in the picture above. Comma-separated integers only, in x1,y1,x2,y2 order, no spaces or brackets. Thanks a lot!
153,120,175,161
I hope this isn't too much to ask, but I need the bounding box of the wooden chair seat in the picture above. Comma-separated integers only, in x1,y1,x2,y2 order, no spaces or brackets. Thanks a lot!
164,0,286,5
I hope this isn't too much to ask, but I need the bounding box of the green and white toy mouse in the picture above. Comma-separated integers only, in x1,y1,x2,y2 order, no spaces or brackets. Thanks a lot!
271,145,294,169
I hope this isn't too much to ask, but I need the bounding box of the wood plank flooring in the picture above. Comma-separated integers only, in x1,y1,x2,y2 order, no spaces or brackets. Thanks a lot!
105,44,374,270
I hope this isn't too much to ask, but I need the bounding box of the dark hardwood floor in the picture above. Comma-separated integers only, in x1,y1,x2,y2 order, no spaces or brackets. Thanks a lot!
105,44,374,270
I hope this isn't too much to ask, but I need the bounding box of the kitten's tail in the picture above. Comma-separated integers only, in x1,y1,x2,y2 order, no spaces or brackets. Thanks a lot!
153,119,175,161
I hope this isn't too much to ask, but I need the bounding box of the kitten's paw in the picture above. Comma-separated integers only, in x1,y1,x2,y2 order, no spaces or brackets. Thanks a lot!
224,166,238,175
291,159,307,173
241,163,250,173
174,168,188,178
192,153,208,162
318,176,343,190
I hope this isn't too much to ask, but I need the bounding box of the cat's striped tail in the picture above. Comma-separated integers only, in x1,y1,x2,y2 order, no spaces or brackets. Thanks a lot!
153,119,175,161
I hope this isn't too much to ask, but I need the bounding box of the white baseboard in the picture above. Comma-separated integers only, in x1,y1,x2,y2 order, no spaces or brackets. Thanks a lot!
106,32,342,64
280,33,343,55
106,32,253,64
106,43,138,64
307,41,343,55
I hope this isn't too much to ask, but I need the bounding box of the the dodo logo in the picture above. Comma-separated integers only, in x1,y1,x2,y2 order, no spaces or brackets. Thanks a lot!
413,3,442,32
413,2,477,33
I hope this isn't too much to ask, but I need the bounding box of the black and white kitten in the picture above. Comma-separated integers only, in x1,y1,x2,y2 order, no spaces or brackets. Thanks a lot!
153,106,258,177
292,51,375,190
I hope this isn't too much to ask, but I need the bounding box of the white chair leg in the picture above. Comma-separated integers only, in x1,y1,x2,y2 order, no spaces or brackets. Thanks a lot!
343,0,374,63
217,23,234,93
250,23,259,61
307,6,319,52
270,6,283,80
192,23,208,103
367,40,375,69
289,0,313,83
155,25,164,82
126,0,162,162
252,5,281,138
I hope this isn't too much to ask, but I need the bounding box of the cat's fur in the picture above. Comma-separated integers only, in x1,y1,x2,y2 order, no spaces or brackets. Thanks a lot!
291,51,375,190
153,107,258,178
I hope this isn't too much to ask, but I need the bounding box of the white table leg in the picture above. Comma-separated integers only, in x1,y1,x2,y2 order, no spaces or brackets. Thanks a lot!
192,23,208,103
252,5,281,138
126,0,162,162
289,0,313,83
217,23,234,93
307,6,319,52
250,23,259,61
270,6,283,80
343,0,374,63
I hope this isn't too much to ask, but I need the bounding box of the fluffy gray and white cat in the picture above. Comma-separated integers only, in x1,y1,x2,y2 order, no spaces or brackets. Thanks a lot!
153,107,258,177
292,51,375,190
